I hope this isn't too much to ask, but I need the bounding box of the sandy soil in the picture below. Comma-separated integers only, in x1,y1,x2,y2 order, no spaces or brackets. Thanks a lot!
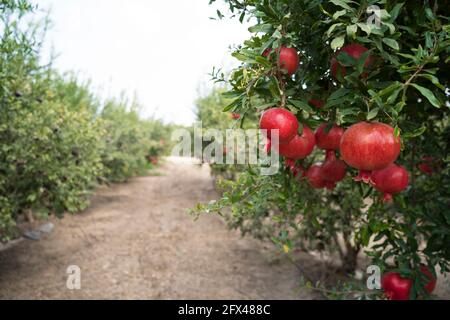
0,157,320,300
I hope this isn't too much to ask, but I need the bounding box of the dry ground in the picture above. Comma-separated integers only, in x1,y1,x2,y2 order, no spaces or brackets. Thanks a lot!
0,157,319,299
0,157,448,299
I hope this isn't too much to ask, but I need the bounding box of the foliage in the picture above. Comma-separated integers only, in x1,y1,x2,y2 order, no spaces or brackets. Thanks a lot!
0,1,170,240
197,0,450,299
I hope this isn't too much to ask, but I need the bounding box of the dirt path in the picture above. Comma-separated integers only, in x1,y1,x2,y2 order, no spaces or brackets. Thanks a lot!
0,157,318,300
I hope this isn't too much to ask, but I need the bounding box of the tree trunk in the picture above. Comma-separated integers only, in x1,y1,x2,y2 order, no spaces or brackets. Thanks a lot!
341,247,359,273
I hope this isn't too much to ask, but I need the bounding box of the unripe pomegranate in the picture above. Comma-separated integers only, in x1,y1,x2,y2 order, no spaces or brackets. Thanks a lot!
308,99,325,109
278,125,315,160
371,164,409,202
331,44,373,79
321,151,347,183
230,113,241,120
260,108,299,144
263,47,299,76
306,164,326,189
315,123,345,151
340,122,401,182
381,272,412,300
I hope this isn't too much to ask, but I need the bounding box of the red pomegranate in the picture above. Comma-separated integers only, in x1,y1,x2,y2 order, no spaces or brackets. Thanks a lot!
231,113,241,120
371,164,409,202
306,164,326,189
382,266,436,300
340,122,401,182
420,265,437,294
321,151,347,183
285,159,305,178
331,44,373,79
263,47,299,76
417,156,438,175
381,272,413,300
278,125,315,160
315,123,345,151
260,108,299,144
308,99,325,109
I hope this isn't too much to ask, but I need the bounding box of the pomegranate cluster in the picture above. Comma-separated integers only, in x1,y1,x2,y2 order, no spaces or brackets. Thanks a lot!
259,44,410,202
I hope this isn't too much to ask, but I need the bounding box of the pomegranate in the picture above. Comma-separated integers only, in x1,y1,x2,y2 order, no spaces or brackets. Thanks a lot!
315,123,345,151
306,164,327,189
340,122,401,182
321,151,347,183
278,125,315,160
285,159,305,178
371,164,409,202
382,266,436,300
260,108,299,144
230,113,241,120
417,156,438,175
420,265,437,294
263,47,299,75
331,44,373,79
381,272,412,300
308,99,325,109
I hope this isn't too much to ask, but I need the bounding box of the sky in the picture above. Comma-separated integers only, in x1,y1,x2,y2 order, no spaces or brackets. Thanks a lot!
37,0,250,125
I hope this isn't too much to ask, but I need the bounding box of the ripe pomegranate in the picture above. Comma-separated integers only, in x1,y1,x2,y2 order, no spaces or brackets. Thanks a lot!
308,99,325,109
381,272,412,300
417,156,438,175
321,151,346,183
382,266,436,300
420,265,437,294
306,164,326,189
315,123,345,151
285,159,305,178
260,108,299,144
278,125,315,160
340,122,401,182
371,164,409,202
263,47,299,76
331,44,373,79
230,113,241,120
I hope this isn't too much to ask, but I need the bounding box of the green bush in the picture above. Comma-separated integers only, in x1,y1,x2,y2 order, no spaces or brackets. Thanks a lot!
0,1,170,240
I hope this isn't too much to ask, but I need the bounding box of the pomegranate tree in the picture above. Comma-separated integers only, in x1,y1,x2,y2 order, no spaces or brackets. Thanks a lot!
196,0,450,300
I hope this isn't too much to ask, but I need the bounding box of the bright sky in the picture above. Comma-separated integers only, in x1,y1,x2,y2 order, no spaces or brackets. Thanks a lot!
38,0,250,125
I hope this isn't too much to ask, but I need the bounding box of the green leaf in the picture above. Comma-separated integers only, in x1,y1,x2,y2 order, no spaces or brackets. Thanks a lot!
382,38,399,51
367,108,379,120
331,35,345,50
346,24,358,38
411,84,441,108
333,10,347,20
330,0,353,11
357,22,371,35
327,23,344,37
